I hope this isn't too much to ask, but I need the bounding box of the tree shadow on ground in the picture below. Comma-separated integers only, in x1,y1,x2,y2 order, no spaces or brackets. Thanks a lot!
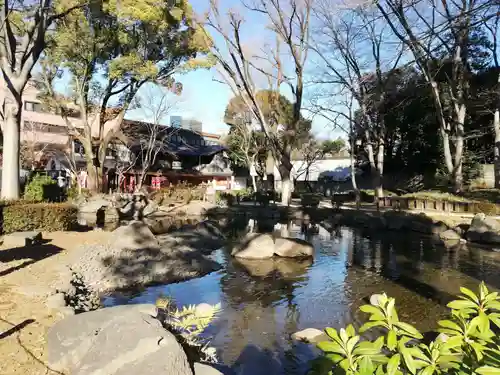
0,243,64,277
0,318,35,339
100,221,225,290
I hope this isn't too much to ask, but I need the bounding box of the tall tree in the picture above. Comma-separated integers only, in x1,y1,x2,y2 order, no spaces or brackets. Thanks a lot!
0,0,85,199
205,0,312,205
311,0,403,199
376,0,486,192
39,0,210,192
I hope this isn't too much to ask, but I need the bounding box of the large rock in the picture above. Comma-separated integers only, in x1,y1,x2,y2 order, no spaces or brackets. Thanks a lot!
439,229,462,241
231,233,275,259
79,197,111,214
467,213,500,244
111,221,159,250
70,223,222,292
274,237,314,258
48,304,192,375
194,363,235,375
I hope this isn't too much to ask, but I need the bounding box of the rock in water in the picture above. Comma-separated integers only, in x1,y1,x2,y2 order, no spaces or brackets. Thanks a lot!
467,213,500,244
291,328,328,343
231,233,275,259
48,304,192,375
273,237,314,258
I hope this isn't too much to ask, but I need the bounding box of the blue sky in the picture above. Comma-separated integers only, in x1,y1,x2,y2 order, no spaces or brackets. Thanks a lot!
125,0,338,139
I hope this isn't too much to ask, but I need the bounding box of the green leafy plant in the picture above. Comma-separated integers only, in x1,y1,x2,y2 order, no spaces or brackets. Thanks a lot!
3,203,78,233
156,296,221,363
312,283,500,375
24,174,61,202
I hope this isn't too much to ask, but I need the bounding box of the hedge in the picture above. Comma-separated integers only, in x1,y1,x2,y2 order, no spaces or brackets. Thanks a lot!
2,202,78,233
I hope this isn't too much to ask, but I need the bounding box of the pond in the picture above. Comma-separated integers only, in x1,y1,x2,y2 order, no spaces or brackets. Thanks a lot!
102,220,500,375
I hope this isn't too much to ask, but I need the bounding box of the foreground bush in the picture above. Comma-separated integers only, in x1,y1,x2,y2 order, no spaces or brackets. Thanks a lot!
24,174,61,202
311,283,500,375
3,203,78,233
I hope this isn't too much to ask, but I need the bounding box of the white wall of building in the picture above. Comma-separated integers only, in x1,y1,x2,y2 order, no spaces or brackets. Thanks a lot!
273,157,352,182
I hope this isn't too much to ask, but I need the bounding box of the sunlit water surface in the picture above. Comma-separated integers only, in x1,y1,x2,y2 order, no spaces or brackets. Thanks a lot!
103,223,500,375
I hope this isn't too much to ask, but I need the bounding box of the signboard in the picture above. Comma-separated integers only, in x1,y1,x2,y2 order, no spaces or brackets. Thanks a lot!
172,161,182,170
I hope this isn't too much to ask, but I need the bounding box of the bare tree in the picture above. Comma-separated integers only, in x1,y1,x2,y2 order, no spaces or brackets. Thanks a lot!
112,144,137,193
204,0,312,205
225,108,267,191
376,0,484,192
311,92,361,206
293,139,324,191
19,121,51,170
311,0,404,200
126,87,180,191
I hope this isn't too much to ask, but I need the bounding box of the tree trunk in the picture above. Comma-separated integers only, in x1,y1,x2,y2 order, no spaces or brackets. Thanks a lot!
452,105,466,193
86,161,99,193
280,165,293,206
494,107,500,188
375,142,385,199
1,103,21,199
349,147,360,209
251,175,257,192
493,73,500,188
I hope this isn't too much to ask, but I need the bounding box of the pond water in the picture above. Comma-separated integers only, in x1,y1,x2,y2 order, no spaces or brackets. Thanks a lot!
103,221,500,375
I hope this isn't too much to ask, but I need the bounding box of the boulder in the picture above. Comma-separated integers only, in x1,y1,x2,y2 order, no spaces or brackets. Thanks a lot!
194,362,235,375
3,231,42,247
273,237,314,258
439,229,462,241
79,197,111,214
143,200,159,217
231,233,275,259
111,221,159,250
467,213,500,244
48,304,191,375
291,328,328,344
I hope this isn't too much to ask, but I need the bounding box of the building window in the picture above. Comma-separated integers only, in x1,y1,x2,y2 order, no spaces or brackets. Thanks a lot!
24,101,44,112
74,140,85,154
24,121,67,134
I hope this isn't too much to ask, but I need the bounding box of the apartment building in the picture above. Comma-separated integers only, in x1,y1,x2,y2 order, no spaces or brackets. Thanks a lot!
1,80,225,176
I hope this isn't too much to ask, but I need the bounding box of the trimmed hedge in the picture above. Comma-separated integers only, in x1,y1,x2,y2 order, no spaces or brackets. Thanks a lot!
2,203,78,233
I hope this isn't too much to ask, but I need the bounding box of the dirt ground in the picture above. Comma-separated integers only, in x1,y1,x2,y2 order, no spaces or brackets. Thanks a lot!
0,230,111,375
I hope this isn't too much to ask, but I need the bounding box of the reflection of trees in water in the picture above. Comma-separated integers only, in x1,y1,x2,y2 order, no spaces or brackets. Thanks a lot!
217,247,309,370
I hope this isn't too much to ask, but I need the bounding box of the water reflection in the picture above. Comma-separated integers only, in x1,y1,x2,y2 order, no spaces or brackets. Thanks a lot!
103,218,500,375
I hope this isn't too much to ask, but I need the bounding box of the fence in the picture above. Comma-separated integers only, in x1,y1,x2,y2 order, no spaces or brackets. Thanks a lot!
377,196,500,215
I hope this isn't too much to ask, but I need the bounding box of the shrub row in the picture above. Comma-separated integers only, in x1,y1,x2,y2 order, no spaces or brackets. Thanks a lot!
150,182,206,206
0,202,78,233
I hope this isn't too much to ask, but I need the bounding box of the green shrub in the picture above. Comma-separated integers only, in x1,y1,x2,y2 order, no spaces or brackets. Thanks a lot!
311,282,500,375
3,203,78,233
215,191,235,207
24,174,61,202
